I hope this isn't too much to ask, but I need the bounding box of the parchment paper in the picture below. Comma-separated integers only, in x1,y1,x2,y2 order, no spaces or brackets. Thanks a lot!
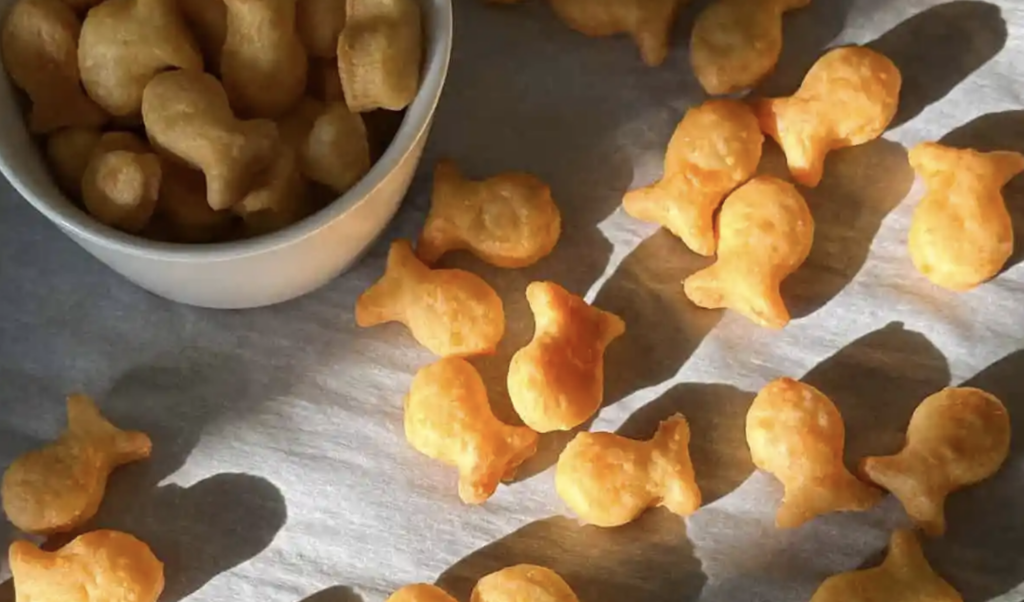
2,0,1024,601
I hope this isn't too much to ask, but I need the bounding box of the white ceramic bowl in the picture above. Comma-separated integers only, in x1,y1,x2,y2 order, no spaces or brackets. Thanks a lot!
0,0,452,309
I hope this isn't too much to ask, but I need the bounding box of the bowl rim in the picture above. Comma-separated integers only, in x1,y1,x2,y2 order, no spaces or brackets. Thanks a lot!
0,0,453,264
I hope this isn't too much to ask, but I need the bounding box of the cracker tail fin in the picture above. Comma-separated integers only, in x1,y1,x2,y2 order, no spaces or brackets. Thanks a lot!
776,471,882,529
596,306,627,350
861,454,947,536
631,0,680,66
683,264,729,311
988,150,1024,186
651,414,702,516
743,282,791,330
497,425,540,482
66,394,152,464
355,239,424,327
623,176,719,256
417,160,465,265
751,97,825,187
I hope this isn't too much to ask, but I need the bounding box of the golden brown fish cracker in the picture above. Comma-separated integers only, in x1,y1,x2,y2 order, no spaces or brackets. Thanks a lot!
548,0,685,67
810,530,962,602
356,239,506,357
683,176,813,329
623,99,763,256
419,160,562,268
690,0,811,95
10,530,165,602
746,378,881,528
405,358,539,504
861,387,1010,536
753,46,901,187
507,282,625,433
556,414,700,527
908,142,1024,291
472,565,579,602
1,394,152,535
387,585,459,602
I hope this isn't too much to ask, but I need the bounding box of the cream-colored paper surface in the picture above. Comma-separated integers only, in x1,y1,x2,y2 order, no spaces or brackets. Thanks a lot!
2,0,1023,601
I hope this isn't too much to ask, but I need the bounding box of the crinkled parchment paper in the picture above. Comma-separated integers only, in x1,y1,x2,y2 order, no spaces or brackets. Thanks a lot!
2,1,1024,601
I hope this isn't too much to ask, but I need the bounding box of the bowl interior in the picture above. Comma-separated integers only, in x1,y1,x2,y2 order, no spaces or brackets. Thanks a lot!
0,0,453,263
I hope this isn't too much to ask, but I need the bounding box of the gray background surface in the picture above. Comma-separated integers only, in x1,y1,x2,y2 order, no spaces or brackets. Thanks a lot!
2,0,1024,600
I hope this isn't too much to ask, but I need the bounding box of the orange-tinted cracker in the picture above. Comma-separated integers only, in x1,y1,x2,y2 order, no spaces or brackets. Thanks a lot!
753,46,901,187
0,0,107,133
338,0,422,111
222,0,308,118
405,358,539,504
623,99,763,256
9,530,165,602
78,0,203,119
471,565,580,602
1,394,152,535
142,69,279,211
683,176,813,329
908,142,1024,291
810,530,962,602
690,0,811,95
861,387,1010,536
746,378,881,528
507,282,626,433
547,0,685,67
556,414,700,527
356,239,506,357
419,160,562,268
387,584,459,602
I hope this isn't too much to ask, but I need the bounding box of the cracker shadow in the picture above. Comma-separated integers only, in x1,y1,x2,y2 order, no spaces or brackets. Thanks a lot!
927,349,1024,602
436,514,706,602
617,383,755,505
508,231,720,481
298,584,364,602
17,355,293,601
595,230,719,407
801,321,951,466
775,139,915,320
755,0,852,97
937,110,1024,272
867,0,1007,129
44,473,288,602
